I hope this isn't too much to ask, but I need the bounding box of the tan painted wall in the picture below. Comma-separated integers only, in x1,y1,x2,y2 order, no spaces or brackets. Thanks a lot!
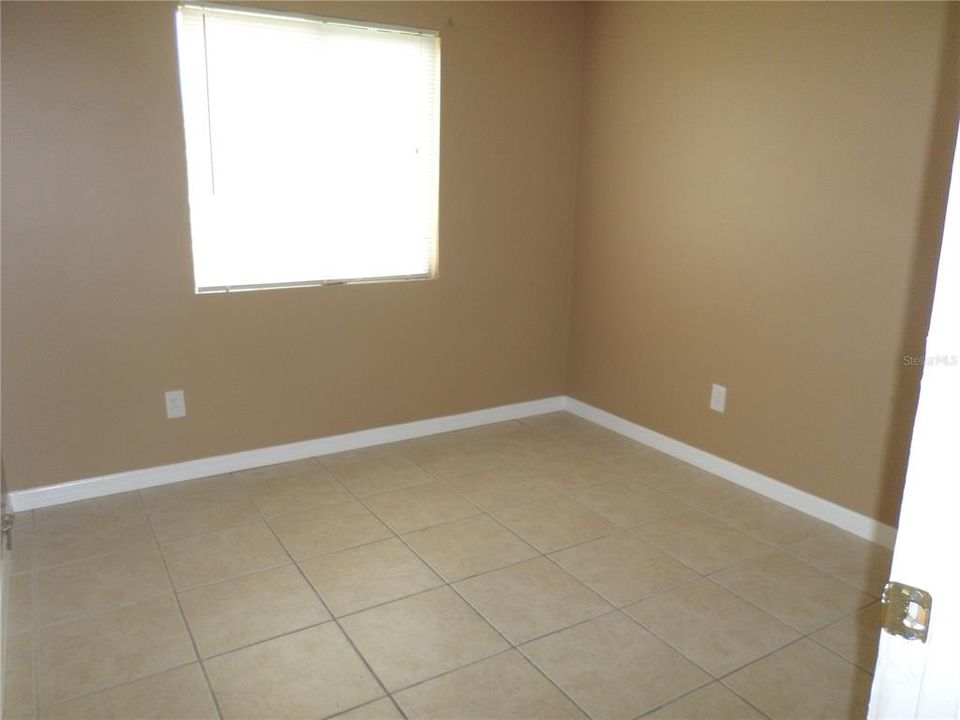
569,1,958,526
0,1,583,491
3,1,956,528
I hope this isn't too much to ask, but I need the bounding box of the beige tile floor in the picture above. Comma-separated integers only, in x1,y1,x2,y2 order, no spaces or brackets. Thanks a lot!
3,412,891,720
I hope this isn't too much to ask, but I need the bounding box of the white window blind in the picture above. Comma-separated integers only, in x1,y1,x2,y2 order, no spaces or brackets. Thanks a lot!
175,4,440,292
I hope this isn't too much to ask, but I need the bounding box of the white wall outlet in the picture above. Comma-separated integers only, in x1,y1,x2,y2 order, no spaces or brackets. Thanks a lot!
165,389,186,419
710,383,727,413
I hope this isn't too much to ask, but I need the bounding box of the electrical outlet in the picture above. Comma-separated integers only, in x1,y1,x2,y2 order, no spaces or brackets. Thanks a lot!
710,383,727,413
165,389,186,419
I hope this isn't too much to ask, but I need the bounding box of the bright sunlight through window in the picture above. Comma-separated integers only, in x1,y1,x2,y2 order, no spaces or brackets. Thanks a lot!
175,5,440,292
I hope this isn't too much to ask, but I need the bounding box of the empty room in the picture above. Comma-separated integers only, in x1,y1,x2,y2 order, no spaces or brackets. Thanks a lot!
1,1,958,719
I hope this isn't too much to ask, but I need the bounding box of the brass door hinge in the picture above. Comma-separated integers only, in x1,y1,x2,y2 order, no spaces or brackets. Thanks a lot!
881,581,932,643
1,511,14,552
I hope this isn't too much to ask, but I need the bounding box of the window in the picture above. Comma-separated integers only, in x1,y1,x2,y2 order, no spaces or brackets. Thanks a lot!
175,5,440,292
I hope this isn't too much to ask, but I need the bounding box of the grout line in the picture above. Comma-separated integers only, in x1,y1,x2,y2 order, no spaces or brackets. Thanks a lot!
473,426,875,718
677,496,843,552
714,688,776,720
807,634,879,677
28,543,157,576
699,574,812,630
629,678,730,720
30,570,40,718
28,588,178,632
716,634,824,684
19,414,881,720
35,660,206,715
172,558,295,595
144,512,225,720
28,511,221,715
324,694,408,720
615,598,752,680
13,507,41,718
405,465,608,719
152,517,259,546
338,456,596,720
296,580,436,623
196,619,331,662
704,571,877,640
776,544,887,600
386,646,517,697
386,694,409,720
803,600,881,675
713,635,814,716
232,478,402,717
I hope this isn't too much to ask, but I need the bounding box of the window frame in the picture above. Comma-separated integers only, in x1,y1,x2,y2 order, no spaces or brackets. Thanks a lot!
175,3,442,294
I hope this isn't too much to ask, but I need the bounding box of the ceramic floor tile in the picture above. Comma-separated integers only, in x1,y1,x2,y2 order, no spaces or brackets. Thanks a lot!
518,452,626,493
35,493,155,568
520,413,619,448
551,533,698,607
626,578,801,676
706,492,833,545
635,461,737,503
363,482,482,533
140,475,237,508
644,683,766,719
299,538,442,617
35,492,143,529
40,664,219,720
634,447,731,492
180,565,331,657
340,587,509,691
268,500,393,561
10,515,36,575
9,572,34,633
399,438,504,479
724,639,872,720
484,429,572,465
205,624,382,719
3,632,35,720
567,480,690,528
319,444,402,467
521,612,709,720
141,476,260,542
632,511,772,573
395,650,585,719
639,451,711,476
786,529,892,596
332,697,403,720
13,415,896,719
811,603,882,673
445,467,557,513
519,411,597,436
37,594,196,707
161,521,289,590
231,458,321,483
236,466,353,517
491,495,621,553
453,421,529,444
325,453,435,498
564,430,649,458
712,552,874,633
37,546,171,626
403,514,538,582
596,448,675,483
455,557,611,644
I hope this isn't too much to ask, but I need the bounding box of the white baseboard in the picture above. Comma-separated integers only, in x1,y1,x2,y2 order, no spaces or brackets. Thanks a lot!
8,396,566,512
9,393,897,550
565,398,897,549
